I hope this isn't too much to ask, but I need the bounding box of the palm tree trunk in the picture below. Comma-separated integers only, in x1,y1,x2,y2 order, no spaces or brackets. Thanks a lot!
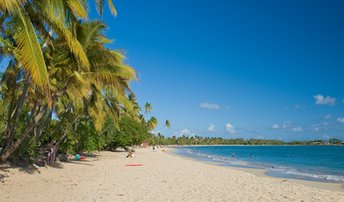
0,105,48,163
1,75,31,155
0,119,36,162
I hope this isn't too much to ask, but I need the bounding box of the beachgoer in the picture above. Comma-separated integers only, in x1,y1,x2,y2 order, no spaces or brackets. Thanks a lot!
47,142,53,164
75,153,81,161
232,152,235,158
153,146,155,152
51,141,57,165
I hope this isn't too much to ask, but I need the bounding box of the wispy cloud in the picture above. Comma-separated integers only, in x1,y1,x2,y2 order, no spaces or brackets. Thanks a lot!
208,124,215,132
294,104,301,109
314,94,336,105
179,128,196,136
199,102,220,110
272,124,280,129
322,134,330,140
337,117,344,124
281,121,293,129
292,126,303,132
324,114,331,119
225,123,235,134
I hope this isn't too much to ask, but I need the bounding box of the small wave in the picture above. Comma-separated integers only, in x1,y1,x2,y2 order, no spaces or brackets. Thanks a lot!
180,148,344,184
267,166,344,183
182,149,252,167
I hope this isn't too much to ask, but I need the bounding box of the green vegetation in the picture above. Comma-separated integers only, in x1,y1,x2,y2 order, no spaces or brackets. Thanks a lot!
148,135,344,146
0,0,157,163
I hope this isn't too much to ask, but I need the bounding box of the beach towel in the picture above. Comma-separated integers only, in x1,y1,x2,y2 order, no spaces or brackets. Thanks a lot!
125,163,143,166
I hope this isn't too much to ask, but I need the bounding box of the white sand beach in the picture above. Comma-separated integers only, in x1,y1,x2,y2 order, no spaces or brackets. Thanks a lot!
1,148,344,202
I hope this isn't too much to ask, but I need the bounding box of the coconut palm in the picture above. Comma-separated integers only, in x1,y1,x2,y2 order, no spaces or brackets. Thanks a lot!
0,0,92,162
147,116,158,131
0,1,131,162
165,120,171,129
144,102,152,114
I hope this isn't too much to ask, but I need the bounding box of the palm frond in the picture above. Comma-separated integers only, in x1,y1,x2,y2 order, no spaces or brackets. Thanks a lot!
42,10,90,71
12,11,50,87
106,0,117,16
0,0,26,15
95,0,117,16
77,21,109,48
67,0,88,19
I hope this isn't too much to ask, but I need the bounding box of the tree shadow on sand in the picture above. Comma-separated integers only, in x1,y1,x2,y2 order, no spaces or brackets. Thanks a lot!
0,153,98,176
0,168,9,183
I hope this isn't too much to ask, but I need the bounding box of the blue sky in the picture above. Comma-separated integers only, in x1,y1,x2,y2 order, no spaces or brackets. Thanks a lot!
89,0,344,141
0,1,340,140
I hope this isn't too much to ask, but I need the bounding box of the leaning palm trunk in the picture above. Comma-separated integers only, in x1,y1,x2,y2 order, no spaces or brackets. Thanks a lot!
0,102,49,162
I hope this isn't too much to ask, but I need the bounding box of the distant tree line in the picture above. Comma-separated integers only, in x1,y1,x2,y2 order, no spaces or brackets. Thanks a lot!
149,135,344,146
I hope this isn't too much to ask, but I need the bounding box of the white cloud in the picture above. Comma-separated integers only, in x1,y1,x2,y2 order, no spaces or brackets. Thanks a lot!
324,114,331,119
179,128,196,136
225,123,235,134
337,117,344,124
272,124,280,129
199,102,220,110
322,134,330,140
294,104,301,109
208,124,215,132
314,94,336,105
281,121,292,129
292,126,303,132
323,121,329,126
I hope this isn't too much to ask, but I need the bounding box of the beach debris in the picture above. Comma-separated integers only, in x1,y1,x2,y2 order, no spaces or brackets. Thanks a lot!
0,173,8,183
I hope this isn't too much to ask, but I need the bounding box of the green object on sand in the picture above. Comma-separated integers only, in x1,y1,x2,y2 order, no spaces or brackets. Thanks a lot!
75,154,81,161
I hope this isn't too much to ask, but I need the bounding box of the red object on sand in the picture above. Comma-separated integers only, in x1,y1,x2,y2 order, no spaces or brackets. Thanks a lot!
125,163,143,166
80,156,86,160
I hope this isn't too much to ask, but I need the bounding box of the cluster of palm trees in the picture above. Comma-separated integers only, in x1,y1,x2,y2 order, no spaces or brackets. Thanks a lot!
0,0,170,163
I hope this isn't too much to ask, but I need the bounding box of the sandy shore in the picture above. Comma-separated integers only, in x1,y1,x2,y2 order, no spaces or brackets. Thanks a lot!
1,148,344,202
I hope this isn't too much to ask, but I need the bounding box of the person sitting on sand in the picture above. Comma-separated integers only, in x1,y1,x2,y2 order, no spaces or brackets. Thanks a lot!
75,153,81,161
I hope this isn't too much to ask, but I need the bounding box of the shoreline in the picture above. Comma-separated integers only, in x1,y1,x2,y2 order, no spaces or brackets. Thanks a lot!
1,148,344,201
168,148,344,192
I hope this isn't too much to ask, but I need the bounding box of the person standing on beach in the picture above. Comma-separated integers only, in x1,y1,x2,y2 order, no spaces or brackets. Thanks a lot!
153,146,155,152
51,141,57,165
46,143,52,164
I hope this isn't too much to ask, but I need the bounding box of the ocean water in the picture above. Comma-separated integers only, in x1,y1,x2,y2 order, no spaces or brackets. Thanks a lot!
175,145,344,184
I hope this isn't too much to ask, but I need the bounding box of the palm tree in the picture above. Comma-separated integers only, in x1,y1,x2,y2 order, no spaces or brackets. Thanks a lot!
147,116,158,131
0,0,89,162
165,120,171,129
144,102,152,114
0,1,132,162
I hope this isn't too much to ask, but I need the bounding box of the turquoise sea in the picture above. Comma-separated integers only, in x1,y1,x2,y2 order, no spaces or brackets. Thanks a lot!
176,145,344,184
